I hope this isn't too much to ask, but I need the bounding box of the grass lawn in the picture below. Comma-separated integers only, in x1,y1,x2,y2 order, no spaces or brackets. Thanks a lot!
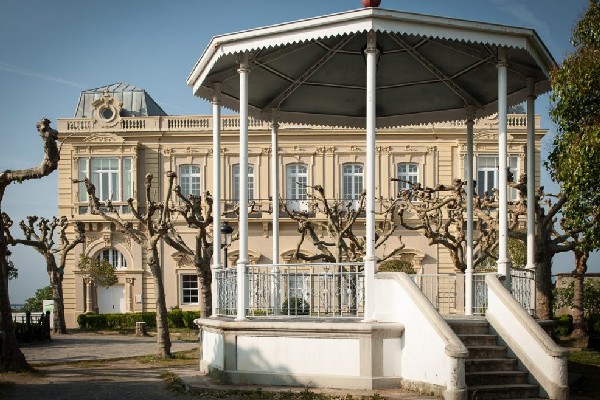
569,349,600,399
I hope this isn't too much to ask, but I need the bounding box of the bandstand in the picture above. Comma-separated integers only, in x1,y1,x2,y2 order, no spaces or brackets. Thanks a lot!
189,3,567,399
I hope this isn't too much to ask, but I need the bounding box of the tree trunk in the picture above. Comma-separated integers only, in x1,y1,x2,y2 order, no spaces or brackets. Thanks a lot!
536,252,553,320
571,249,588,339
0,234,30,371
149,245,171,358
195,234,211,318
48,256,67,334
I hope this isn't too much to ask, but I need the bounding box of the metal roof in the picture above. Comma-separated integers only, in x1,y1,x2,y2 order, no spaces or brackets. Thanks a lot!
187,7,557,128
74,83,167,118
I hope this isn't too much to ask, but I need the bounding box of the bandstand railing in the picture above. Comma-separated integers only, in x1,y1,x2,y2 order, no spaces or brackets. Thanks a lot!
215,263,365,318
410,270,535,317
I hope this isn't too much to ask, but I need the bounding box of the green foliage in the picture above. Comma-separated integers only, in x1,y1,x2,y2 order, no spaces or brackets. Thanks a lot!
22,285,52,312
7,259,18,280
549,0,600,249
554,279,600,318
569,349,600,366
476,237,526,271
77,254,118,288
76,310,200,330
377,259,415,273
553,314,574,337
281,297,310,315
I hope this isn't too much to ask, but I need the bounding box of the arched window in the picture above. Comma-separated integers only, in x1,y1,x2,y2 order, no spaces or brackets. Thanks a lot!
97,248,127,269
286,163,308,212
179,164,201,198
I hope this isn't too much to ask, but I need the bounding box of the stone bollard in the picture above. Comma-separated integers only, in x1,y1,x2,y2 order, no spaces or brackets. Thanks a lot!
135,321,148,337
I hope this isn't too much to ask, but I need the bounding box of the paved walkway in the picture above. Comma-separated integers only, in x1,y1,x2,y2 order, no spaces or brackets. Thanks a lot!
11,332,440,400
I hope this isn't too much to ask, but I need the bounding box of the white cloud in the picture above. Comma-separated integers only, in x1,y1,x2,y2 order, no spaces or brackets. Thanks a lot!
0,61,87,89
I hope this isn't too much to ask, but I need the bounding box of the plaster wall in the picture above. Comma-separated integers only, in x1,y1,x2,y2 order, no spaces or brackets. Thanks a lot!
237,336,360,376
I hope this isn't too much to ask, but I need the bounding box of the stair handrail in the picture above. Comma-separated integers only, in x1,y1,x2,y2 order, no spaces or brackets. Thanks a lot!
485,274,568,400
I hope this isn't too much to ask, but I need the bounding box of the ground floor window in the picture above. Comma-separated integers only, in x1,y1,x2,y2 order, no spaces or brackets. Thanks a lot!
181,274,199,305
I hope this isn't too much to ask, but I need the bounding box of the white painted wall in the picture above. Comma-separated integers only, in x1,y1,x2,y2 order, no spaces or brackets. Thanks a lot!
202,329,225,369
237,336,360,376
486,275,569,400
382,337,402,377
374,273,467,392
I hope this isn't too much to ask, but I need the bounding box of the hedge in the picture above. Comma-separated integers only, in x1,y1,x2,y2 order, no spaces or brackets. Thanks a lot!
77,310,200,330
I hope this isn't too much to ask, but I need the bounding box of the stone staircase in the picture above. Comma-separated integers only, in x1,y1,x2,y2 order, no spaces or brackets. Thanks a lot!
446,318,544,399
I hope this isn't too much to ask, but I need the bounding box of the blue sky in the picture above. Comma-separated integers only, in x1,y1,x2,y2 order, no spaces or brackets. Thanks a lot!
0,0,591,303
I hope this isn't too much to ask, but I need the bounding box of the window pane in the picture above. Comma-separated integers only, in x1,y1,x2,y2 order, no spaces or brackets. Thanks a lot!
397,163,419,190
179,164,201,198
78,159,88,202
123,157,132,200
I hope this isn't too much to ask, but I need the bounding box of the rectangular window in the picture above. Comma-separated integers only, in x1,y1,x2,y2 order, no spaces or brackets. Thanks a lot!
78,157,133,213
123,158,133,200
232,164,254,201
470,155,519,200
342,163,363,209
397,163,419,190
91,158,119,201
286,164,308,212
179,164,201,198
181,274,199,305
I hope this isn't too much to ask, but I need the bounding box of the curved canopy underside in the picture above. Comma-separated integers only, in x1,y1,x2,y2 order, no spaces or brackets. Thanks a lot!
188,8,556,128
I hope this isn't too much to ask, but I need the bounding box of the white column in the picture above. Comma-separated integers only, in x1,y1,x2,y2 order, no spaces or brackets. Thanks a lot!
211,83,222,318
465,106,475,315
497,48,511,286
236,53,249,320
271,112,280,265
271,111,281,315
363,30,378,322
526,78,536,270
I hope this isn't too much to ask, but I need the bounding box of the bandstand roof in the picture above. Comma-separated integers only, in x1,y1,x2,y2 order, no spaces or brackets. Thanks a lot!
187,7,556,128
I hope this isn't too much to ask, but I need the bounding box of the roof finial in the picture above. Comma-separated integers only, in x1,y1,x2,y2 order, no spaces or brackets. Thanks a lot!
361,0,381,7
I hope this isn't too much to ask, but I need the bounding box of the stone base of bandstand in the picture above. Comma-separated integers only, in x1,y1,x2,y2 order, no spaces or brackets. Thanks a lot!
195,317,446,396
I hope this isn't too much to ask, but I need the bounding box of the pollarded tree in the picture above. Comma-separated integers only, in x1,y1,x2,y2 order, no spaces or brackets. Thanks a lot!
548,0,600,323
394,178,499,273
75,172,191,358
171,188,214,317
0,119,60,372
283,184,403,263
3,214,85,333
507,175,600,320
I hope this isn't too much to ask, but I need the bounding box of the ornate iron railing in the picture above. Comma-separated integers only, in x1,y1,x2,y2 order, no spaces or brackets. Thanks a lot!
215,267,237,316
215,263,365,318
410,274,464,315
473,273,492,316
510,267,536,317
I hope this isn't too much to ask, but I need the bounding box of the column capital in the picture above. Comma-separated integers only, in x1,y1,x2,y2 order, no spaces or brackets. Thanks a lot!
496,47,508,68
212,83,222,105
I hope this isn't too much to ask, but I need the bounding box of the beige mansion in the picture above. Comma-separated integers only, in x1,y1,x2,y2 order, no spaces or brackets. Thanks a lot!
56,83,544,328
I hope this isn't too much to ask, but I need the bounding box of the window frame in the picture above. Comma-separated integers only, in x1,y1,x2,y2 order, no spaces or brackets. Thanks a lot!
232,163,255,201
396,162,419,191
285,163,308,212
180,274,200,305
97,248,127,269
179,164,201,198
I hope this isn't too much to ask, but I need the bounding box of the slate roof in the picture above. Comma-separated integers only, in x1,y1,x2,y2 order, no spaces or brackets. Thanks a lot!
74,83,167,118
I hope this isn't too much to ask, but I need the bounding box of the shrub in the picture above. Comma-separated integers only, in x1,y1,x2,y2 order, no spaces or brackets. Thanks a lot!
553,314,574,337
377,259,415,274
182,311,200,328
168,308,184,328
281,297,310,315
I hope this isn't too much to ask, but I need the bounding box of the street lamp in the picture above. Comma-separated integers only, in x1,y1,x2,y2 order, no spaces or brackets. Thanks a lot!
220,222,233,269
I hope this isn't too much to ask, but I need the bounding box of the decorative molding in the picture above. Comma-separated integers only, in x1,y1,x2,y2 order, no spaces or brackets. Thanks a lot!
172,251,194,268
262,222,270,238
126,277,135,285
83,133,125,143
316,146,335,154
92,89,122,128
261,147,272,155
376,145,391,154
102,233,111,248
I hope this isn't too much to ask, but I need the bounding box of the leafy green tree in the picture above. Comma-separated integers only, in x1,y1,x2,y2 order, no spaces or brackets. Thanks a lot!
77,254,118,288
549,0,600,331
23,286,53,312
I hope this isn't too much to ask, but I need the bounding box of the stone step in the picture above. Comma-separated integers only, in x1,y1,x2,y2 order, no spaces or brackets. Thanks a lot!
445,320,489,335
465,358,519,372
458,333,498,346
467,383,540,399
467,345,508,359
466,370,530,386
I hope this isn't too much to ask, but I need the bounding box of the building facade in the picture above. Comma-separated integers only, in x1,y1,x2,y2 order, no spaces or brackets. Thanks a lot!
56,83,545,328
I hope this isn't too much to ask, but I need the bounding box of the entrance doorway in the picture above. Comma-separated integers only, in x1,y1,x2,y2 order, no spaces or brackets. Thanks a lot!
97,285,125,313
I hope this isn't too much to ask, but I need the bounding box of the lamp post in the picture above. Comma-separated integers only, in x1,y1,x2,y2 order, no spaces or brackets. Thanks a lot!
220,222,233,269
